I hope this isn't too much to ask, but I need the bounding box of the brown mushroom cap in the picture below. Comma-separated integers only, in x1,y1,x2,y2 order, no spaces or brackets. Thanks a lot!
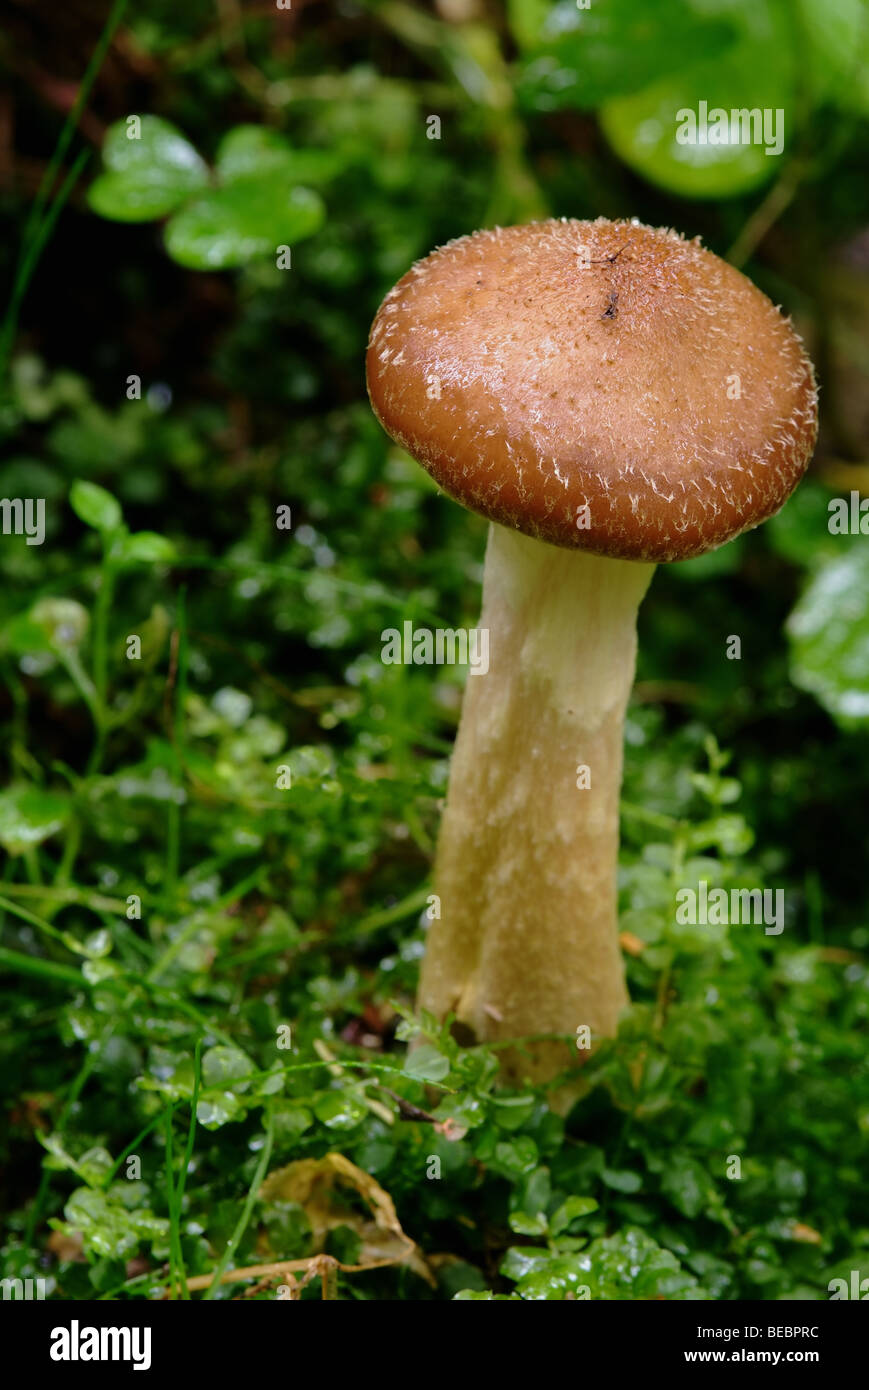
366,218,818,562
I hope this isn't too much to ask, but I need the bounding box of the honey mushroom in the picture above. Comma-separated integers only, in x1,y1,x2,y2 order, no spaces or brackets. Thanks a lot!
367,218,818,1085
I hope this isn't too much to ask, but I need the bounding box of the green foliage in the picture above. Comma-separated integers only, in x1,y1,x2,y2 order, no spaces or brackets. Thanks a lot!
767,484,869,726
787,547,869,725
88,119,328,269
515,0,869,197
87,116,209,222
495,1227,708,1301
1,419,866,1300
599,2,794,198
0,785,70,855
514,0,736,113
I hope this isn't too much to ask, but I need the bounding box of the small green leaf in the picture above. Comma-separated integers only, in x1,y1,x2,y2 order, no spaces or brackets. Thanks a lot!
272,1104,313,1142
405,1044,450,1082
113,531,176,565
76,1146,114,1187
684,815,754,858
70,480,123,534
550,1196,599,1235
513,1165,551,1219
257,1067,285,1097
500,1247,594,1300
164,183,324,270
0,786,70,855
500,1245,551,1281
432,1093,487,1129
660,1155,711,1219
490,1093,536,1130
494,1137,539,1176
216,125,344,186
196,1093,244,1129
578,1228,706,1300
88,116,209,222
201,1045,255,1091
601,1167,643,1193
312,1091,367,1129
61,1186,169,1260
216,125,300,180
508,1210,549,1236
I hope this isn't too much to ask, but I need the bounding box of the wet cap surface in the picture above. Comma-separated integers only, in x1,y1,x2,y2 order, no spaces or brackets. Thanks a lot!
366,218,818,562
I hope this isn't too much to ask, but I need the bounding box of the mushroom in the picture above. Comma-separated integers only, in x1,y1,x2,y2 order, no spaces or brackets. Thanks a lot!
366,218,818,1084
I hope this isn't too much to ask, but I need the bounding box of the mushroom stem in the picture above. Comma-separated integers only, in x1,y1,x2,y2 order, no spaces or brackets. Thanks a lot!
418,522,655,1083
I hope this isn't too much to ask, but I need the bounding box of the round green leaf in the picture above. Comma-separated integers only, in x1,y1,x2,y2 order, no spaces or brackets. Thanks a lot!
216,125,298,180
312,1091,368,1129
196,1094,244,1129
88,116,209,222
490,1093,536,1130
787,547,869,725
599,2,795,197
0,786,70,855
499,1245,550,1281
164,182,325,270
405,1044,450,1082
550,1196,599,1235
216,125,344,187
494,1137,539,1176
432,1093,486,1129
201,1045,255,1091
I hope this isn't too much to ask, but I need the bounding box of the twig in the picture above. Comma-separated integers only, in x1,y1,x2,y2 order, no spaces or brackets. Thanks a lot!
726,161,805,268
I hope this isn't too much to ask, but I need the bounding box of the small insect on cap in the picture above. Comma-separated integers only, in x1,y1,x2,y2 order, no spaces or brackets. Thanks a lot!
366,218,818,562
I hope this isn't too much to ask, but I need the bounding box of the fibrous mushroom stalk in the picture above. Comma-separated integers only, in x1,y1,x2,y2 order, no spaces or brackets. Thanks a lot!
418,522,655,1083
